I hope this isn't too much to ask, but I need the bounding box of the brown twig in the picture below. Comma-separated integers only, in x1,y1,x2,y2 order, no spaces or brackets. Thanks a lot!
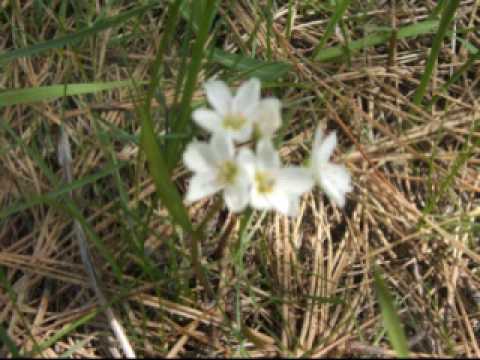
57,127,136,358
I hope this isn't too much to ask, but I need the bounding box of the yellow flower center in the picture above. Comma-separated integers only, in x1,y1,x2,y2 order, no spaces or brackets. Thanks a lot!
255,170,275,194
223,114,246,130
252,123,262,141
218,160,238,185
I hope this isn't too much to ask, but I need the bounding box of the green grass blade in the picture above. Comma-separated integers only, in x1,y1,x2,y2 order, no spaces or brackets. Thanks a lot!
0,81,142,107
30,310,98,356
139,0,191,231
139,108,192,231
422,119,480,216
412,0,461,105
373,268,409,358
166,0,218,167
0,3,155,66
0,324,21,358
428,47,480,107
139,0,214,297
210,49,292,81
314,19,439,62
57,337,92,359
312,0,352,58
144,0,184,112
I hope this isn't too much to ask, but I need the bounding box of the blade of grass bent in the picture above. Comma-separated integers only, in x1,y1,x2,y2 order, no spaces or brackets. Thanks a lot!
312,0,352,58
373,268,409,358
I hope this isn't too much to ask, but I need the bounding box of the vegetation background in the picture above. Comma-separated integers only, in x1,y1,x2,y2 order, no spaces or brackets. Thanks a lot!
1,0,479,357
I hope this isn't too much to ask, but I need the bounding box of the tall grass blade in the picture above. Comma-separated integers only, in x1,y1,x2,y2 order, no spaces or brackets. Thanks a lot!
144,0,183,112
422,119,480,216
428,48,480,107
140,0,191,230
166,0,218,167
140,108,191,231
373,268,409,358
312,0,352,58
412,0,461,105
32,310,98,355
210,49,291,81
0,81,142,107
314,20,439,62
138,0,213,296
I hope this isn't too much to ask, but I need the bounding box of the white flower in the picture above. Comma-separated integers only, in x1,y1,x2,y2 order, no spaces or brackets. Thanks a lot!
192,78,261,142
239,139,314,216
311,127,352,207
183,134,250,212
251,97,282,139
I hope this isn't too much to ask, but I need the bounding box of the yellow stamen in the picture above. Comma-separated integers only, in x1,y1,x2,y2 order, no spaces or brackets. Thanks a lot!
223,114,246,130
255,171,275,194
218,160,238,185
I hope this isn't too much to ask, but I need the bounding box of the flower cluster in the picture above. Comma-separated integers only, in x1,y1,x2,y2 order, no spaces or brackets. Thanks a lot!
183,78,352,216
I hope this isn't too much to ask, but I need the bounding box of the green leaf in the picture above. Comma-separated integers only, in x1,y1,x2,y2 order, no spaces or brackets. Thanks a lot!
0,81,144,107
211,49,292,81
373,268,410,358
315,19,439,62
0,3,156,65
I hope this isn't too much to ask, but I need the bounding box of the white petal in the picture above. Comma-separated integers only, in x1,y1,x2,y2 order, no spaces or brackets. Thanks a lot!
263,191,292,216
314,131,337,165
250,191,275,211
253,97,282,138
183,140,216,173
192,108,224,134
317,163,352,207
256,138,280,169
210,133,235,162
232,78,261,114
276,167,314,196
237,147,256,178
204,80,232,115
185,173,222,203
287,196,300,216
223,179,250,212
230,122,253,143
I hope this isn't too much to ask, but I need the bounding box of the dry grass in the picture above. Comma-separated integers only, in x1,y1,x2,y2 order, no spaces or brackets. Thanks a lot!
1,0,480,358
